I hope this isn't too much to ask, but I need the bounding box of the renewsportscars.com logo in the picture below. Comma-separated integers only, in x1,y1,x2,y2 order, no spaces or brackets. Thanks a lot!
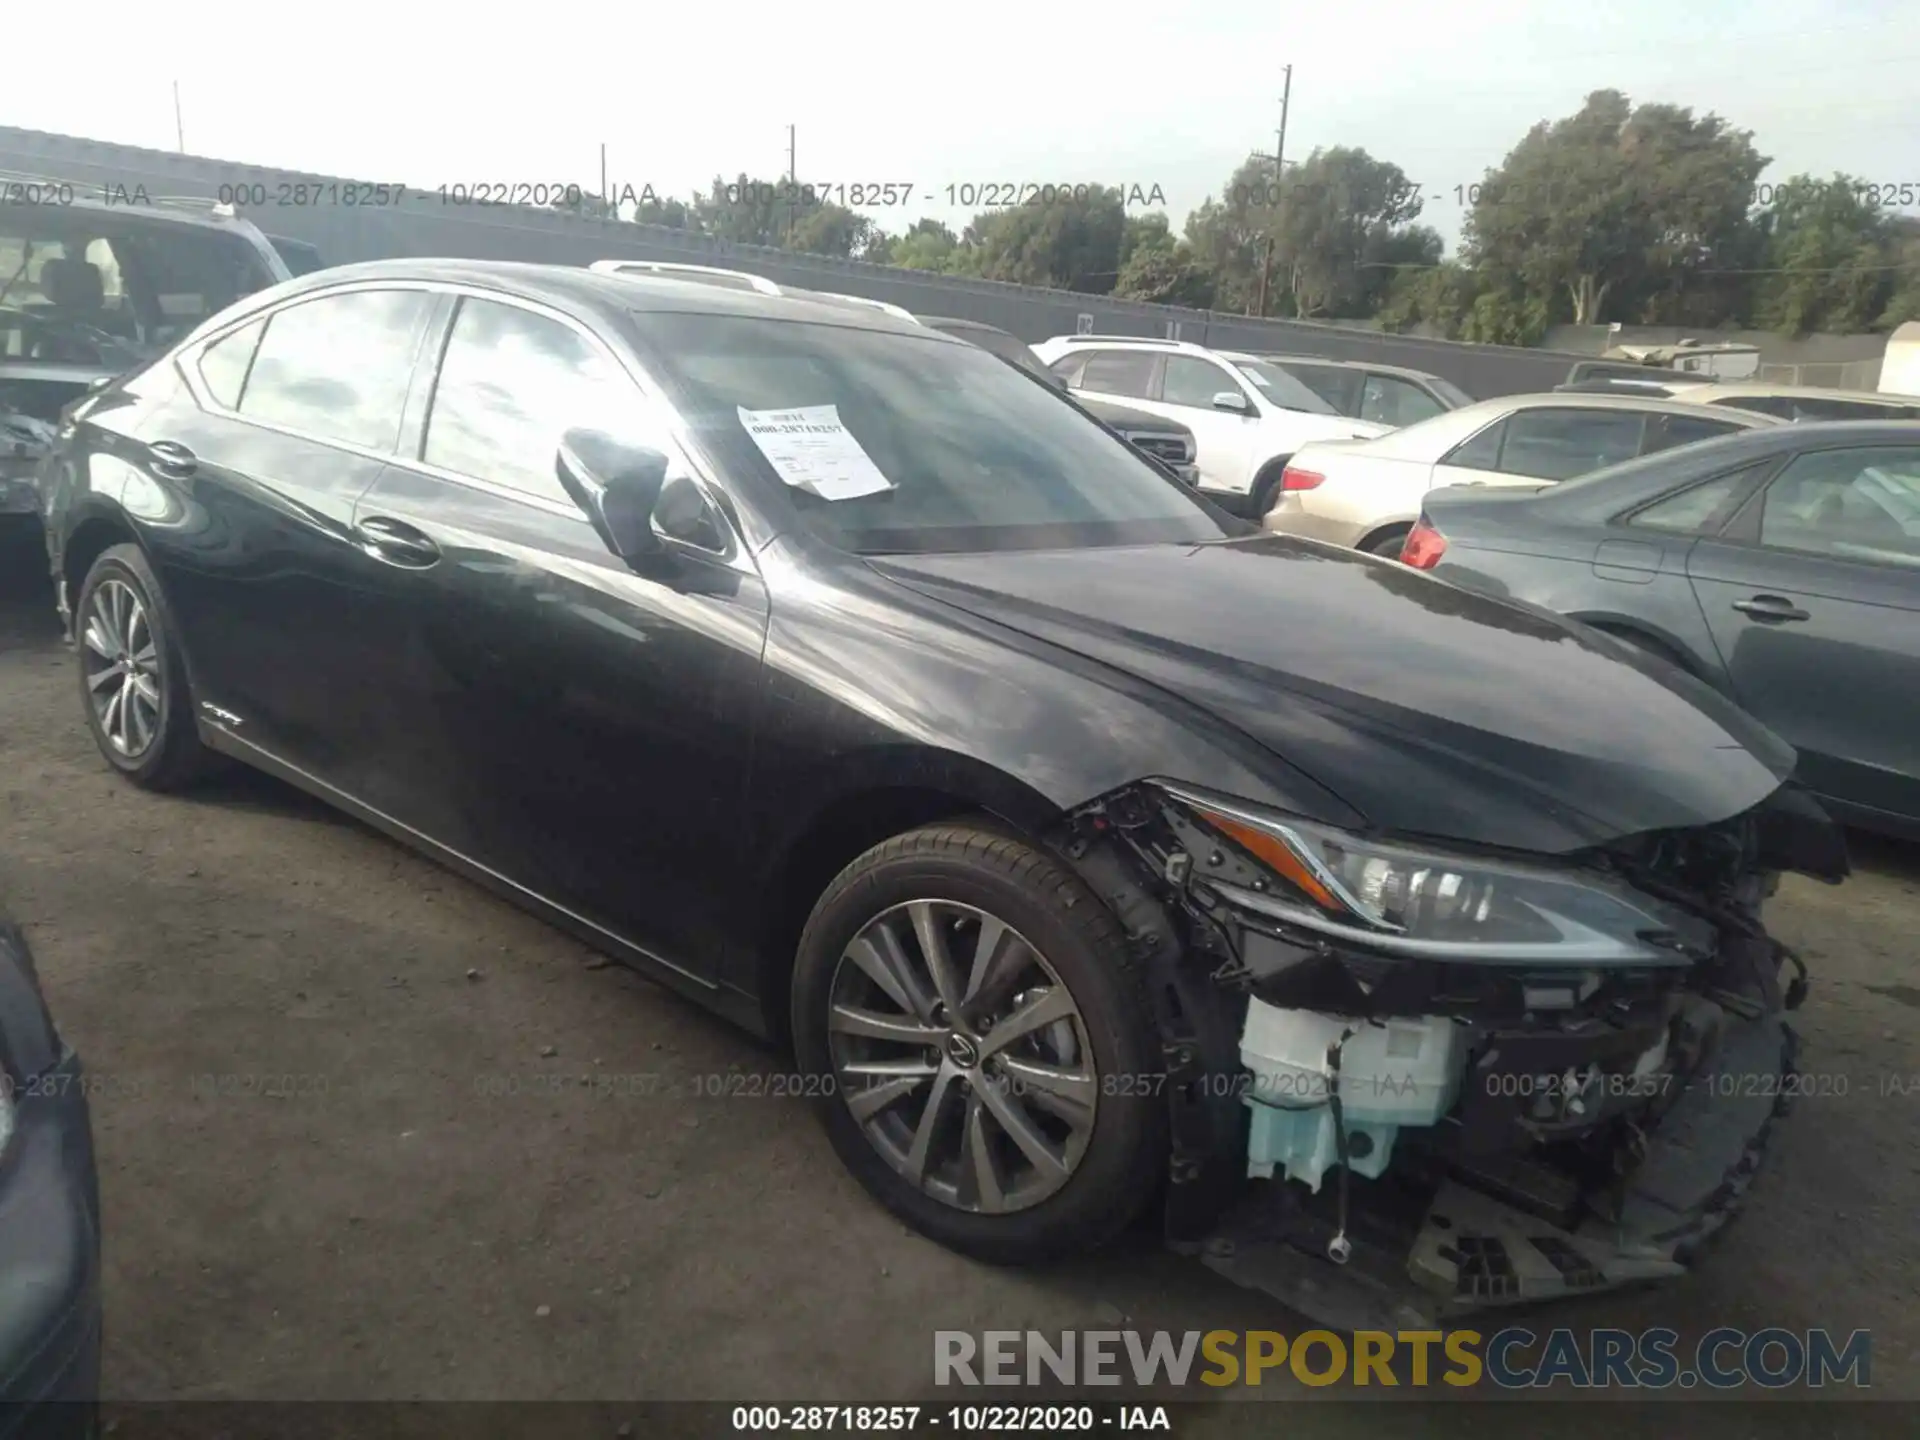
934,1327,1872,1390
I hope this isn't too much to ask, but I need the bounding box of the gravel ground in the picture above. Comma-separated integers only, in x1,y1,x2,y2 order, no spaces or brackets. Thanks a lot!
1,519,1913,1425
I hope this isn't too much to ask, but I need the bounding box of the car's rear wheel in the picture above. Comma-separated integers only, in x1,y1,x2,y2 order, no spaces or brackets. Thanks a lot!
1248,457,1292,518
1362,525,1413,559
791,823,1165,1263
75,544,215,790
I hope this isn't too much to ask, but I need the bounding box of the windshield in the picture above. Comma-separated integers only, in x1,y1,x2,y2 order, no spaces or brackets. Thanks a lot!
1431,377,1475,408
636,313,1231,555
1,209,280,373
1226,359,1338,414
933,322,1054,383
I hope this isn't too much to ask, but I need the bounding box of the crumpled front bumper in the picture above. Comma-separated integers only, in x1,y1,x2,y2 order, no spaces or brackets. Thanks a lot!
1191,1009,1795,1332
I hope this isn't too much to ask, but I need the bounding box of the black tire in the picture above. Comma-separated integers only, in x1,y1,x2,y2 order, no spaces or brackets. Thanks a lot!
791,823,1166,1265
73,543,217,791
1362,526,1413,559
1248,457,1292,518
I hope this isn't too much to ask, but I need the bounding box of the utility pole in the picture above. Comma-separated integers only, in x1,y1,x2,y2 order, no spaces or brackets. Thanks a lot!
786,123,797,244
1250,66,1293,318
173,81,185,153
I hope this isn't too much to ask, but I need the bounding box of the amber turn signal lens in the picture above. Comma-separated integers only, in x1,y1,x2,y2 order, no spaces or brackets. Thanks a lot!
1192,807,1344,913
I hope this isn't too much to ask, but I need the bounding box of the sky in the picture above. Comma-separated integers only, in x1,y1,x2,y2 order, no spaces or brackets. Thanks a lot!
8,0,1919,252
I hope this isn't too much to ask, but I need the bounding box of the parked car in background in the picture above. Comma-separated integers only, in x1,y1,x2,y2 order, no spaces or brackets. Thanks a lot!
266,235,326,277
916,317,1199,487
1,175,291,518
1564,359,1706,387
1031,336,1389,513
39,257,1840,1329
1412,422,1920,839
1264,392,1779,556
1661,381,1920,423
0,914,102,1431
1249,354,1473,426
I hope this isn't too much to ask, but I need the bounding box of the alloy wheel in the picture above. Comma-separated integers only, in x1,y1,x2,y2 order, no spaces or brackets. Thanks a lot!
826,900,1099,1214
82,578,163,758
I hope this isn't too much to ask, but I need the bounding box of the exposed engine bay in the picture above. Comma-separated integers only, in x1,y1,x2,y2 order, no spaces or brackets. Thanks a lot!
1062,778,1847,1329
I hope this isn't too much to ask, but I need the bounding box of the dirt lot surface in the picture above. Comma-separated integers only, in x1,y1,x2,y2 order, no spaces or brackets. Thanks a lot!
1,520,1914,1429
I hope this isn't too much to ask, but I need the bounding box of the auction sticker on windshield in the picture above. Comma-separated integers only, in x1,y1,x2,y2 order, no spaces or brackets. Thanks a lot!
737,404,894,500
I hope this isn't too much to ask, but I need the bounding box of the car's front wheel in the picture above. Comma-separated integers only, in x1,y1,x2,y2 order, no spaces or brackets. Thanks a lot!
791,823,1165,1264
74,543,215,790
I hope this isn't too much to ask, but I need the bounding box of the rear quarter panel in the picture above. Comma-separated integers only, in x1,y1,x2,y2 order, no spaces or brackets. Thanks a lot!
1431,507,1729,686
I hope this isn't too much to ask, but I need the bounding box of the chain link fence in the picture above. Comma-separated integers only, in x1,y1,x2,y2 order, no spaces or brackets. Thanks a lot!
1755,360,1885,391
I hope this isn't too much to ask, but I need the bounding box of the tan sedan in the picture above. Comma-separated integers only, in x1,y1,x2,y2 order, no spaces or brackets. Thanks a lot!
1261,392,1780,556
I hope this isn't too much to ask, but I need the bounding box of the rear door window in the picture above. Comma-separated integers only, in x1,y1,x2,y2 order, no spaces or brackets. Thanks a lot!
1497,408,1646,480
1279,363,1362,414
1361,374,1445,427
1075,350,1157,399
238,288,434,451
196,317,266,409
1641,412,1746,454
1627,464,1770,533
1755,447,1920,568
1441,418,1507,470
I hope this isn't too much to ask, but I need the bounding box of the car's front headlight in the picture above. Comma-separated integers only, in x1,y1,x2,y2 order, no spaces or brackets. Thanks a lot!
1156,783,1712,966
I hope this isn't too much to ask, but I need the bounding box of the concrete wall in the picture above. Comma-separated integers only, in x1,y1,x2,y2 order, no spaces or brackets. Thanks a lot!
2,124,1593,400
1547,323,1891,365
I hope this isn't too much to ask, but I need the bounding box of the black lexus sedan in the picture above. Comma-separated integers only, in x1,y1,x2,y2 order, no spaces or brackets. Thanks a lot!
0,917,102,1431
37,258,1845,1325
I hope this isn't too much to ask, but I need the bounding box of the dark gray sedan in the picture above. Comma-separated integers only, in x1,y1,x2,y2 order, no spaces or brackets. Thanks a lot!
1408,422,1920,839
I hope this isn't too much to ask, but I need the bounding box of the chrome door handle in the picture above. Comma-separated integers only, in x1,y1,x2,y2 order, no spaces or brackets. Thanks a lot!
1731,595,1810,623
146,440,197,478
353,515,441,568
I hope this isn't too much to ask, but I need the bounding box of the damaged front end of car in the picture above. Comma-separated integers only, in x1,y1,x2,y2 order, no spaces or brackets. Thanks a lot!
1059,777,1848,1330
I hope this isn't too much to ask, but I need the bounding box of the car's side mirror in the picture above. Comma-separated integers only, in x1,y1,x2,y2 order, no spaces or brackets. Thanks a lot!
651,473,729,554
1212,390,1251,414
556,428,669,563
87,375,113,394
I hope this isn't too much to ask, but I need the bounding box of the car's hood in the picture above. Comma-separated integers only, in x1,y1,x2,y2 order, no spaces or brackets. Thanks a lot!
1295,415,1393,441
1079,396,1188,435
870,535,1795,854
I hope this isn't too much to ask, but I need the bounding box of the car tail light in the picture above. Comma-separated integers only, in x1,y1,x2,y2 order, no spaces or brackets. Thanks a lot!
1281,465,1325,491
1401,518,1447,569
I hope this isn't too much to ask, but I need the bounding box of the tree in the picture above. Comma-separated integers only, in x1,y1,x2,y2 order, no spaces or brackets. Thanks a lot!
883,219,963,272
1270,147,1429,317
962,186,1128,291
631,189,699,230
695,173,792,247
1113,245,1216,307
1186,149,1437,318
788,203,880,259
1879,217,1920,329
1184,157,1286,316
1464,90,1766,325
1751,175,1899,335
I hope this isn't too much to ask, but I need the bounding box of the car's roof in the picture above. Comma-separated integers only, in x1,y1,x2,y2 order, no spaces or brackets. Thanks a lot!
1317,387,1781,462
272,258,956,337
1248,353,1447,383
1665,380,1920,405
0,176,274,238
1474,390,1783,421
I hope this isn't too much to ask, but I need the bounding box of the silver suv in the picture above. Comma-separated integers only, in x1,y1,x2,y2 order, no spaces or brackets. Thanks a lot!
2,176,291,516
